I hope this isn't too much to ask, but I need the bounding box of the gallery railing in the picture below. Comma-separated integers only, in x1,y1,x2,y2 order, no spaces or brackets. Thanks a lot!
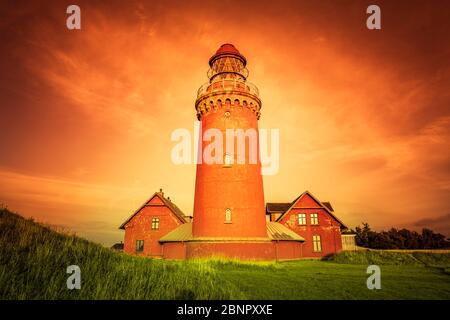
197,79,259,99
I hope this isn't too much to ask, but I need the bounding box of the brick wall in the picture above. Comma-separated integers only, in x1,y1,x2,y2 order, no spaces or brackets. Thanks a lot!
278,193,343,257
123,195,184,257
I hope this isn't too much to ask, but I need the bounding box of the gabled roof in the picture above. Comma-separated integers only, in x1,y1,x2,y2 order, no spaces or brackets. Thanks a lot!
266,203,291,213
322,202,334,212
161,196,187,223
275,191,347,229
159,222,305,243
266,222,305,241
267,201,334,214
159,223,193,242
119,191,186,229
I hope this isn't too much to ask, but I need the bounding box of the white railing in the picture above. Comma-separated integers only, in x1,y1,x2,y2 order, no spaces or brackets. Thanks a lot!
197,79,259,99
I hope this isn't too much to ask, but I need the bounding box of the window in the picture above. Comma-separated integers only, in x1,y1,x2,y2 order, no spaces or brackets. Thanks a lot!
310,213,319,225
297,213,306,225
225,208,232,223
135,240,144,253
313,235,322,252
223,153,233,168
151,217,160,230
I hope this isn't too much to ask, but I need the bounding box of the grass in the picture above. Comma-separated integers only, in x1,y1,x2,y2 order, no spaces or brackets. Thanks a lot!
330,250,450,267
1,208,450,300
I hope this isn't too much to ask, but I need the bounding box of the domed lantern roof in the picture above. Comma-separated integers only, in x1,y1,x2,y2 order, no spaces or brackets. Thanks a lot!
209,43,247,67
207,43,249,80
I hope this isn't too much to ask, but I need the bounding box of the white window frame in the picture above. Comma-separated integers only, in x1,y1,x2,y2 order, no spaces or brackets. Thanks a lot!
225,208,232,223
151,217,160,230
298,213,307,225
310,213,319,225
313,235,322,252
136,240,144,252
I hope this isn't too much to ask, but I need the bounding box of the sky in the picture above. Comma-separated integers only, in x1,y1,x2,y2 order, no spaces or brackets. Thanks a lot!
0,0,449,245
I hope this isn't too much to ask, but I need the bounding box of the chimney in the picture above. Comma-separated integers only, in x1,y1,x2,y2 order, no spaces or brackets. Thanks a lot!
159,188,164,197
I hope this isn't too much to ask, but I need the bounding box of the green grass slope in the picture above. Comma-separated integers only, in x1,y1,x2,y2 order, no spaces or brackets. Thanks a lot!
1,208,450,300
0,208,241,299
330,250,450,268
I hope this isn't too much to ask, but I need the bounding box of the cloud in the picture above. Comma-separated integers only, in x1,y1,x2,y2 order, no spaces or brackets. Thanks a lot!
0,169,146,244
0,0,449,246
413,214,450,237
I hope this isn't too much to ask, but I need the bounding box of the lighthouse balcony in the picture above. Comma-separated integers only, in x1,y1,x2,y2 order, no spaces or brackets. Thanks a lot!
197,79,259,100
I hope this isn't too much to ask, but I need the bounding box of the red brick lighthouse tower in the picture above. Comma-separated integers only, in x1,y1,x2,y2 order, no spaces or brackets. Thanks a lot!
192,44,267,241
152,44,304,259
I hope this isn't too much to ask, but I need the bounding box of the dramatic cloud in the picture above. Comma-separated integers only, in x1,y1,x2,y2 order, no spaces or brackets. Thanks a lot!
413,214,450,238
0,0,449,244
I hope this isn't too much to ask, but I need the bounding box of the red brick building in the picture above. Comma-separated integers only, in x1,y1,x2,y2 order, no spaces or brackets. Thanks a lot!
119,190,187,257
119,44,351,260
266,191,346,257
120,189,348,259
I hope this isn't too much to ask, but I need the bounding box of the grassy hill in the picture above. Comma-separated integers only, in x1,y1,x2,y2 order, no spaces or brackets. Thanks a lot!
1,207,450,299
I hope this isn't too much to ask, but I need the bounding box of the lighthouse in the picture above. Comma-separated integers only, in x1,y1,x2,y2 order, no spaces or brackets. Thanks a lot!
121,44,306,260
192,43,267,239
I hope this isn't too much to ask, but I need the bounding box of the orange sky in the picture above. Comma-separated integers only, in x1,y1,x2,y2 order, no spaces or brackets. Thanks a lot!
0,0,449,245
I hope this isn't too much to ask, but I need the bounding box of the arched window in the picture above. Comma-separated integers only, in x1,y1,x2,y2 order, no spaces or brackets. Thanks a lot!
223,153,233,168
225,208,232,223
